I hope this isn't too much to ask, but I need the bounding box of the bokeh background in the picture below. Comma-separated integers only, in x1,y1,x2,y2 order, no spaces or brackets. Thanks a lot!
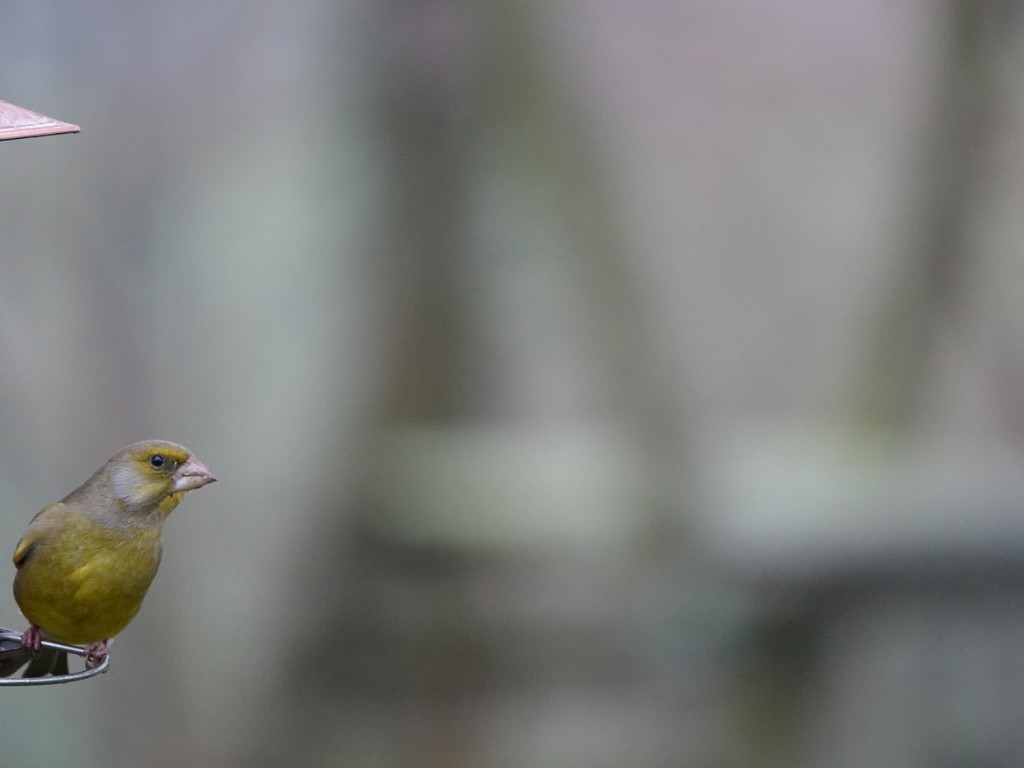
3,0,1024,766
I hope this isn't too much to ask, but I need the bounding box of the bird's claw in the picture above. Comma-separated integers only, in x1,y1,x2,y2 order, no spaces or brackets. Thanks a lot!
20,626,42,654
84,640,109,670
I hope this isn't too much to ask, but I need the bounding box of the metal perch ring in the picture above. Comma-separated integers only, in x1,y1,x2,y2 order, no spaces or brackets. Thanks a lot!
0,629,110,685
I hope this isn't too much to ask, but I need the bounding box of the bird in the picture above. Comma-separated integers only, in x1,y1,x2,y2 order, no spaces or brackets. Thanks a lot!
0,440,216,678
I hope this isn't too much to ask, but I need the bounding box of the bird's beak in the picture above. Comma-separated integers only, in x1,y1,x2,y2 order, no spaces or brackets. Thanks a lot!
172,457,217,493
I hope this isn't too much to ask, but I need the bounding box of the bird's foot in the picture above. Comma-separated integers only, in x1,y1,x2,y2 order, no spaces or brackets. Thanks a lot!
20,625,42,653
84,640,109,670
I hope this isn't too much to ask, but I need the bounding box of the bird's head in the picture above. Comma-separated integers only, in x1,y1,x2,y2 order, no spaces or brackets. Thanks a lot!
105,440,217,517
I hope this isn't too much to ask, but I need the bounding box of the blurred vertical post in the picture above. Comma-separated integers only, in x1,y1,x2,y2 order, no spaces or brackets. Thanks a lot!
854,0,1012,431
253,1,701,766
750,2,1024,767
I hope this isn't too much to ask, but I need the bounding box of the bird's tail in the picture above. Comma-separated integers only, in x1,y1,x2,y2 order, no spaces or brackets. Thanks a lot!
21,648,69,678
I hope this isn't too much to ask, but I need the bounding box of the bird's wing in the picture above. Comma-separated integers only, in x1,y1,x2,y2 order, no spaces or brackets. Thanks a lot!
12,502,67,568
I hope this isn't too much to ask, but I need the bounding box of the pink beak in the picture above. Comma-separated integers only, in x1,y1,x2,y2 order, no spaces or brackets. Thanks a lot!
172,457,217,493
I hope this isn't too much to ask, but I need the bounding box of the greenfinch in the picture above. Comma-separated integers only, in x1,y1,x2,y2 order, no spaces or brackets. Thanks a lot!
3,440,215,677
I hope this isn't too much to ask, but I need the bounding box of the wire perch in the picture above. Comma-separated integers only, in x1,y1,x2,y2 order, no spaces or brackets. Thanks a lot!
0,629,110,685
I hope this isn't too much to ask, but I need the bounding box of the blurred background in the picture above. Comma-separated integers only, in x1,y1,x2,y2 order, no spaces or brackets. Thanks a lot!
3,0,1024,765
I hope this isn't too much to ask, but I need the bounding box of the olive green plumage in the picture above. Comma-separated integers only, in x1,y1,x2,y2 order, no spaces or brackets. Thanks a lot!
3,440,215,677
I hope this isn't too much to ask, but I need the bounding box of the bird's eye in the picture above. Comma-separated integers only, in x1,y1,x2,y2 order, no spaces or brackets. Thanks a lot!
149,454,165,468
